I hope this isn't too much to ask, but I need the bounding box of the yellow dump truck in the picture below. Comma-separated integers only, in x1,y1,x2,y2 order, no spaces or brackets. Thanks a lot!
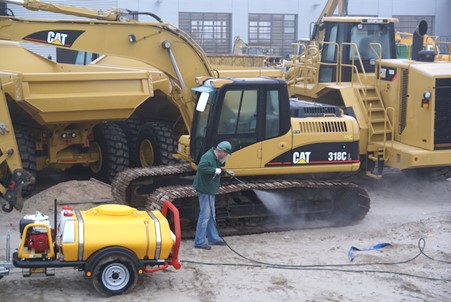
0,40,153,211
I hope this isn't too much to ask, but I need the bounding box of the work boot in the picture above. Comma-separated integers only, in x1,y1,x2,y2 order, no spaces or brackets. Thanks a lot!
194,244,211,250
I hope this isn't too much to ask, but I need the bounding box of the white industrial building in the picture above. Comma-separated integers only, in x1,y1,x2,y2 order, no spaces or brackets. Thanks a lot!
2,0,450,60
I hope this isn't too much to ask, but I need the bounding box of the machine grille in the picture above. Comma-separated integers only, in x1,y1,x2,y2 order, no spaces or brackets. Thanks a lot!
299,121,348,133
399,68,409,134
434,78,451,148
289,99,340,117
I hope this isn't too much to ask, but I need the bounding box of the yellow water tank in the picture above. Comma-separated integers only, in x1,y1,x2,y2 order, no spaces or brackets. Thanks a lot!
60,204,174,262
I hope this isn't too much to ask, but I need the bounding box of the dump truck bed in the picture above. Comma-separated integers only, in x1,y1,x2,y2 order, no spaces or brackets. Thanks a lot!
0,41,153,125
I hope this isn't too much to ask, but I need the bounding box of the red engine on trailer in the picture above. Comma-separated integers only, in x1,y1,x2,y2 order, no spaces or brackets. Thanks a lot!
19,212,52,253
24,233,49,253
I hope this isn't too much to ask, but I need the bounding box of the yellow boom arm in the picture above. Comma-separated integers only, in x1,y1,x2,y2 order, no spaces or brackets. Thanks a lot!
0,0,215,127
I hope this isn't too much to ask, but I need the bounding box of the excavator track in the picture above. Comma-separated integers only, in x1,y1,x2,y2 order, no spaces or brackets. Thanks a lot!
111,163,194,207
147,178,370,237
112,165,370,238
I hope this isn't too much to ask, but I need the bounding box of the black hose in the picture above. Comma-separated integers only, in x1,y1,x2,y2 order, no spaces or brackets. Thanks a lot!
127,10,163,23
184,238,451,282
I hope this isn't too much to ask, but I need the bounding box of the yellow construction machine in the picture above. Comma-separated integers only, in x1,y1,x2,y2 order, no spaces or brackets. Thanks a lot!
232,36,282,66
286,1,451,180
0,40,154,211
206,36,281,68
0,0,370,234
395,31,451,62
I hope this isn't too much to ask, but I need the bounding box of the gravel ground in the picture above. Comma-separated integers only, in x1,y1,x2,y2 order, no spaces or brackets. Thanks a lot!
1,170,450,301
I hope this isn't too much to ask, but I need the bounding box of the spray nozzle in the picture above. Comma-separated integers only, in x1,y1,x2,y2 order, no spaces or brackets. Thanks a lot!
225,170,235,177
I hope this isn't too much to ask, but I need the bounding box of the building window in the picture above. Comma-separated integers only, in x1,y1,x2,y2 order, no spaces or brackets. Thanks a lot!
248,14,297,59
179,12,231,54
249,21,271,41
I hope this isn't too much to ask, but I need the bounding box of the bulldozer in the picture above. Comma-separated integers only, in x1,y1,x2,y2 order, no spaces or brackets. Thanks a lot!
0,0,371,235
285,0,451,180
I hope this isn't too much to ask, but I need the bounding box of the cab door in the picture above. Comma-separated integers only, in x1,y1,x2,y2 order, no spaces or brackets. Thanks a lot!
260,89,292,168
191,80,291,171
214,88,261,169
219,85,291,171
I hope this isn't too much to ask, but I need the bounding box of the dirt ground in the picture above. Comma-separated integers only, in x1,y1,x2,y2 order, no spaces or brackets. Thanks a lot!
0,170,450,302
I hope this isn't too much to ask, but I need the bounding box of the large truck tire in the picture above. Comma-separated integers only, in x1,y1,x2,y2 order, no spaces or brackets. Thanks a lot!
90,123,129,183
136,121,179,167
91,254,139,296
14,126,36,195
116,114,142,167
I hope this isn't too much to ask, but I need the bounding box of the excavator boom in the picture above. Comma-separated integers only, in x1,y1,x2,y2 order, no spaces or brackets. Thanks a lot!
0,14,212,128
2,0,136,21
312,0,348,41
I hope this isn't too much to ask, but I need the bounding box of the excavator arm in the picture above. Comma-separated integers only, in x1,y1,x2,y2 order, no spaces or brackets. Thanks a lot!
312,0,348,41
3,0,130,21
0,0,214,128
232,36,248,55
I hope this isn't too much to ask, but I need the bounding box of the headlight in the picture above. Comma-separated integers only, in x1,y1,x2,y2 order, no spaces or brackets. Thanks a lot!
423,91,431,99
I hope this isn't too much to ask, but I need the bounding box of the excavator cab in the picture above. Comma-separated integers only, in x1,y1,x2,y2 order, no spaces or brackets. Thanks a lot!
318,17,397,82
190,77,291,165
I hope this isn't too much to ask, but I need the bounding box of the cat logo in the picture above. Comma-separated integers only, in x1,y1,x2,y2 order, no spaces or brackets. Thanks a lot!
23,30,85,48
293,151,311,164
47,31,68,46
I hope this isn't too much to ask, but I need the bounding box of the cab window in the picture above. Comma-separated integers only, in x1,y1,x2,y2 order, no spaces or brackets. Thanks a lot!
218,90,258,135
265,90,280,139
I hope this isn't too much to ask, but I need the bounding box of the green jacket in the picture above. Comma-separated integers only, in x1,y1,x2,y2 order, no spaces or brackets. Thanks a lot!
193,148,224,195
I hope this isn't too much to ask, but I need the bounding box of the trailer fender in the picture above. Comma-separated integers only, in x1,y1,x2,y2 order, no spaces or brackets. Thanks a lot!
84,246,142,279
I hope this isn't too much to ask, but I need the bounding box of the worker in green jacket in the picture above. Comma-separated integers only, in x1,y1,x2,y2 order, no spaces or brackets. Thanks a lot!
193,141,233,250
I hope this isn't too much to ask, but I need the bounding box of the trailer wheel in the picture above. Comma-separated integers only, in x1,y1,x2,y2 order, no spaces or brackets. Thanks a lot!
90,123,129,183
92,254,138,296
136,121,179,167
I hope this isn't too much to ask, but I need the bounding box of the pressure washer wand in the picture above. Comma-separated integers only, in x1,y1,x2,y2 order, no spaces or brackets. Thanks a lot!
225,171,252,189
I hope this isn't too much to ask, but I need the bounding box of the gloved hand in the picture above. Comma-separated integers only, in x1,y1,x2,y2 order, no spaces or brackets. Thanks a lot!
226,170,234,176
215,168,222,176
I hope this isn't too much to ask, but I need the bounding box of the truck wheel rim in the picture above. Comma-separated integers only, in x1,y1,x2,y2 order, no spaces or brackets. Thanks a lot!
139,139,155,167
89,142,102,173
102,263,130,291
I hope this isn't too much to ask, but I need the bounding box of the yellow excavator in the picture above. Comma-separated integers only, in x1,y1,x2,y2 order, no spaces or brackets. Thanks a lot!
232,36,282,66
0,0,370,234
